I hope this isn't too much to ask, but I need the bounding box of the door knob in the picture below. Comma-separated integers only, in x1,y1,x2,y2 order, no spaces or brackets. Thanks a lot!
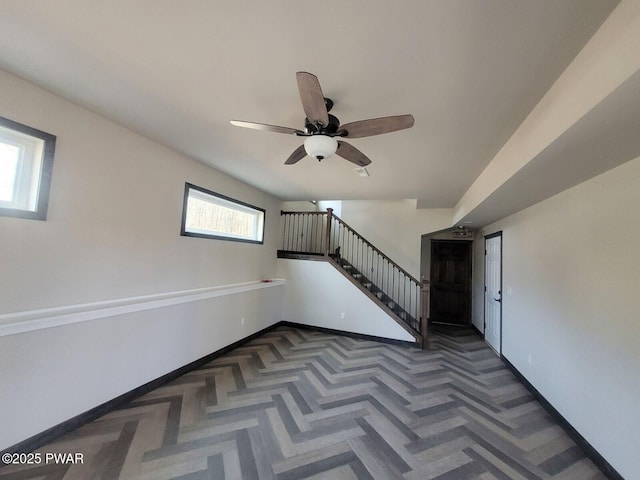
493,297,501,303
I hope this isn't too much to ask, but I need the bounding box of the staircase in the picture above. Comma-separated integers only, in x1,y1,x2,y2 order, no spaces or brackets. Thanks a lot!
277,208,429,347
333,256,420,332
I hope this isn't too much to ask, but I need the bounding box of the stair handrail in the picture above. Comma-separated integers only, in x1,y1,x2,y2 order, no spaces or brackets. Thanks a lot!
279,209,430,345
329,213,422,286
279,210,327,215
280,209,421,285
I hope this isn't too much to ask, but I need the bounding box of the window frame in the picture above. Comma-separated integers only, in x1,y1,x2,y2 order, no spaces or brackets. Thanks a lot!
180,182,266,244
0,116,56,221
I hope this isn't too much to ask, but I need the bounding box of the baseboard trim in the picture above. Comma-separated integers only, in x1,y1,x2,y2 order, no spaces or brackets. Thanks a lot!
1,322,283,456
279,321,418,347
2,321,412,455
501,355,623,480
4,321,498,456
277,256,421,343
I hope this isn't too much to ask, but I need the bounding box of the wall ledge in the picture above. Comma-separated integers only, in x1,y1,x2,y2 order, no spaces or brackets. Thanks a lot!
0,279,286,337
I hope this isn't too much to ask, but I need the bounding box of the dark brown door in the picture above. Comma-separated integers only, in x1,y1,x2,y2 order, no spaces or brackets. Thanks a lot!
430,240,472,326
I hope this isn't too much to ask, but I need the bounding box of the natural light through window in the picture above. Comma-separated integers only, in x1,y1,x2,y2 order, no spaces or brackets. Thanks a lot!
181,183,265,243
0,141,20,202
0,117,56,220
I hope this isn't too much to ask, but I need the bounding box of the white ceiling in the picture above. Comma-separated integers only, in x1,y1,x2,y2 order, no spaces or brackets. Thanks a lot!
0,1,620,206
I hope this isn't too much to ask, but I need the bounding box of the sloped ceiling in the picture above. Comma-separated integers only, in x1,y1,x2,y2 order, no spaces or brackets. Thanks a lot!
0,1,621,209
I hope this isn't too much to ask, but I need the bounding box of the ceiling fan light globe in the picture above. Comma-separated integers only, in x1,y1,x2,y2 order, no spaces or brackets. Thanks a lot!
304,135,338,161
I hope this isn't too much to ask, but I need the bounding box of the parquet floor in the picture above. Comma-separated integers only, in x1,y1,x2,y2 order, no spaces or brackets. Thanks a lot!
0,326,607,479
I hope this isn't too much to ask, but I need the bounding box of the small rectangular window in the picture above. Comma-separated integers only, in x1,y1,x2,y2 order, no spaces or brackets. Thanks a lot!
0,116,56,220
180,183,265,244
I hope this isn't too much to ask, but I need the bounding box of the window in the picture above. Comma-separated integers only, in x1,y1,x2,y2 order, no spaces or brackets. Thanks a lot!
0,116,56,220
180,183,265,244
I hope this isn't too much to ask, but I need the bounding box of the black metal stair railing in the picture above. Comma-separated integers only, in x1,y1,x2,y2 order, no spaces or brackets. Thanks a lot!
279,211,327,255
279,209,429,344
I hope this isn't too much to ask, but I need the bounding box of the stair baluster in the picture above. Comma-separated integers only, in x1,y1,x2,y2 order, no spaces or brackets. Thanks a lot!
278,209,429,346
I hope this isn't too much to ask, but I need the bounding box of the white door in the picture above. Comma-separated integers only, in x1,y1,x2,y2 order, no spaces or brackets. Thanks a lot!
484,234,502,353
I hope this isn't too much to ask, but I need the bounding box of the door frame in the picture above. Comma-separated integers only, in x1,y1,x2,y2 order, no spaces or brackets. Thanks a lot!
484,231,503,354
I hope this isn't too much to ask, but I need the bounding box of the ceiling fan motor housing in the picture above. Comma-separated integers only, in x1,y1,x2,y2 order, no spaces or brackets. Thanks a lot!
304,114,341,135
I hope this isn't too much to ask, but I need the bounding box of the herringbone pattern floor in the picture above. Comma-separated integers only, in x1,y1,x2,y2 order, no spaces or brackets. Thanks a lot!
0,326,607,480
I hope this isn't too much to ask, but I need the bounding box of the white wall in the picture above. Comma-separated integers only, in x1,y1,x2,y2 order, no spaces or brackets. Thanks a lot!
277,259,416,343
0,69,284,449
0,286,283,449
339,200,452,279
317,200,342,217
473,156,640,479
454,0,640,224
281,201,317,212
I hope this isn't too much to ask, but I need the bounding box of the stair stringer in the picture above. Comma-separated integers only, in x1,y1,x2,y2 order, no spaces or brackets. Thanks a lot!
277,256,420,344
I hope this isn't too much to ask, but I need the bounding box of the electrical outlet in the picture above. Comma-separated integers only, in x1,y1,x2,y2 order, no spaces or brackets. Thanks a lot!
340,312,345,320
528,354,532,366
241,317,245,326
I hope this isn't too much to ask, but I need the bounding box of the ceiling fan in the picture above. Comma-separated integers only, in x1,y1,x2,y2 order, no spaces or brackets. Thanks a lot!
230,72,414,166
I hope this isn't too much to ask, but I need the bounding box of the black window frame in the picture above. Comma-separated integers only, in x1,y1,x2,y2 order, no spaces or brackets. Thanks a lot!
0,115,56,221
180,182,266,244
